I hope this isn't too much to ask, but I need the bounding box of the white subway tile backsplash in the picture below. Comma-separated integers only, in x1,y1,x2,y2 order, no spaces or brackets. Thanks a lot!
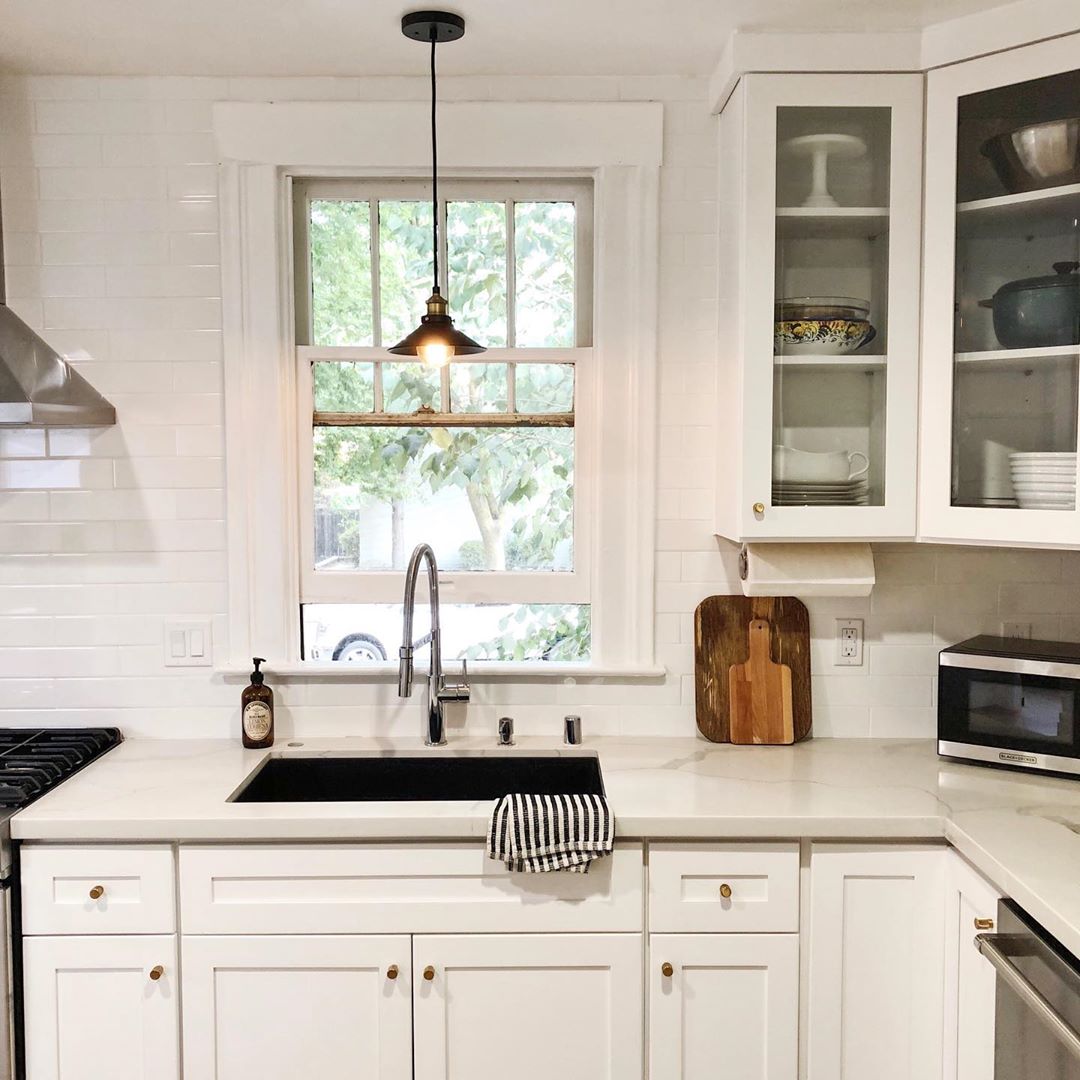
2,73,1075,739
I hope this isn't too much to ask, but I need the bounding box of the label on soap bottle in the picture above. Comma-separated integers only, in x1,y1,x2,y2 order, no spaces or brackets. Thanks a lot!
242,701,272,741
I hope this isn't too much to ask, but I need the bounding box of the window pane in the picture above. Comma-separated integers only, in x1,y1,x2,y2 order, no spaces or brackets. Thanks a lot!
515,364,574,413
451,364,508,413
309,200,373,347
313,361,374,413
514,201,575,347
312,426,574,571
302,603,590,663
383,362,439,413
447,201,508,347
379,200,435,346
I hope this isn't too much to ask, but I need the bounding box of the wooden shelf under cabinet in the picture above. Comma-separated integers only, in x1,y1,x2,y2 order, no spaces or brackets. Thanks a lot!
954,345,1079,370
956,182,1080,239
774,354,886,373
775,206,890,239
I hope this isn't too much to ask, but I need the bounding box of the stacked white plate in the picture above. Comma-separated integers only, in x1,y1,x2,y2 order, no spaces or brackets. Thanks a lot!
1009,452,1077,511
772,478,870,506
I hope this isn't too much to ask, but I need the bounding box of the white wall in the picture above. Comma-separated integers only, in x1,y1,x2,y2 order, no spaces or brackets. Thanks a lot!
0,73,1077,742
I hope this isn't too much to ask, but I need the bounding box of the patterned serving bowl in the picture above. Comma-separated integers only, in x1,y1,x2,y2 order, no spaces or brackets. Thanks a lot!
774,319,876,356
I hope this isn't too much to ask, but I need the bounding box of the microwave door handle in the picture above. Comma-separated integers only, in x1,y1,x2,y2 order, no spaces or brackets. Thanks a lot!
977,933,1080,1063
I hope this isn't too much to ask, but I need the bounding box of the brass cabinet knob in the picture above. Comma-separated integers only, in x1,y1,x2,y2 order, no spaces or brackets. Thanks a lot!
423,965,436,982
386,964,399,980
88,885,105,900
974,917,994,931
719,883,733,899
753,502,765,515
661,962,674,978
149,965,164,982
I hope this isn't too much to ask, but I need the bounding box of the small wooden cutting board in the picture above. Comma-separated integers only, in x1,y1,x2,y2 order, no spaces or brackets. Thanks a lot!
728,618,795,745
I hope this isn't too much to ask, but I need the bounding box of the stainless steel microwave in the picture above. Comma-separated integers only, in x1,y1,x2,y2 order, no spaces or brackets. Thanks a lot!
939,636,1080,779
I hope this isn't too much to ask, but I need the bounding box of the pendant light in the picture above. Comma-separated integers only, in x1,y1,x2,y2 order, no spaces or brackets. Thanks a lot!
389,10,485,367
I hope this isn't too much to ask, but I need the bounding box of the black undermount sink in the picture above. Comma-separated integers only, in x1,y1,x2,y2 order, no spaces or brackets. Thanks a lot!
230,754,605,803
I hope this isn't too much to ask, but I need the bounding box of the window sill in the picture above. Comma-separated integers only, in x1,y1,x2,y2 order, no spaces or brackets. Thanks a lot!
216,662,667,681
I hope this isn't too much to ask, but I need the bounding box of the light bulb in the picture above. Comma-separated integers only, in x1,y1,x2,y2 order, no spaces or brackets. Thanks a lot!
418,341,454,368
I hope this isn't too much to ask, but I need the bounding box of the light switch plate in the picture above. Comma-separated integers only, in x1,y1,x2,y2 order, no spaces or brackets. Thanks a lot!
835,618,864,667
163,621,213,667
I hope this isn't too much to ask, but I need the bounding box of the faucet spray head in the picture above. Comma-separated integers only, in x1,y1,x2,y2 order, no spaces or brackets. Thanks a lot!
398,646,414,697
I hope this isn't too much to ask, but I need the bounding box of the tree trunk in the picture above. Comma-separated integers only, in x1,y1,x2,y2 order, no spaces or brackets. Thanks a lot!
466,482,506,570
390,499,405,569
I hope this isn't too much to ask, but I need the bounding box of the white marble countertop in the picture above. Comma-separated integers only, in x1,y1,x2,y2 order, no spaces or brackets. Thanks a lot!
12,736,1080,957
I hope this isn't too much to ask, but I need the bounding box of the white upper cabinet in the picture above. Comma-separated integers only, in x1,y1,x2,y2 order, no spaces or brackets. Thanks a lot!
717,73,925,542
921,33,1080,547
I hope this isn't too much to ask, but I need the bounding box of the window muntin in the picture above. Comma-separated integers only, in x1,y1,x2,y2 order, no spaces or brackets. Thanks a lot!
294,177,593,661
299,181,590,350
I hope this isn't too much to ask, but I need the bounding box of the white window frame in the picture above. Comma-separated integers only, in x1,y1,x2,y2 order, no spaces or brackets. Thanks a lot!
214,101,662,676
294,176,594,608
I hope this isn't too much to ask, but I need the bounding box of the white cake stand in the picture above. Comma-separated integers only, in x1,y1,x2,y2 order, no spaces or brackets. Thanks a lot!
782,133,868,209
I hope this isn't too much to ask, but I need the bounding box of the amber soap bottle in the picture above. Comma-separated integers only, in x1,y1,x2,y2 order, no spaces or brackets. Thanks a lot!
241,657,274,749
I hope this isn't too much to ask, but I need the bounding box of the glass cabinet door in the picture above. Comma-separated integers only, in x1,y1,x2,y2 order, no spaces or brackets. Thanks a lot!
952,69,1079,513
728,74,923,541
922,34,1080,546
773,105,892,512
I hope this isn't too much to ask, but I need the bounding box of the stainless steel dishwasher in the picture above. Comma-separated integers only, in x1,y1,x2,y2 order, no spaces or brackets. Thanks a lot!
978,899,1080,1079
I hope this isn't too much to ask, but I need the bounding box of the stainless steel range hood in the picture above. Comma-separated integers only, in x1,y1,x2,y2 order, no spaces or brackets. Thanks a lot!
0,193,115,428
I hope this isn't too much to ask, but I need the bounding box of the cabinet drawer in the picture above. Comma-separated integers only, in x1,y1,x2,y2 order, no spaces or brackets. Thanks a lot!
21,845,176,935
180,843,643,934
648,843,799,933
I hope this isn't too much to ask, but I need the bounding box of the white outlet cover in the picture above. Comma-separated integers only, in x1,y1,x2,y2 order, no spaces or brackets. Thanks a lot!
835,618,864,667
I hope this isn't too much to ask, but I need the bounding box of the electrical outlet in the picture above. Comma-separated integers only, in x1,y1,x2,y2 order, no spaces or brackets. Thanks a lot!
1002,621,1033,640
163,621,213,667
836,618,864,667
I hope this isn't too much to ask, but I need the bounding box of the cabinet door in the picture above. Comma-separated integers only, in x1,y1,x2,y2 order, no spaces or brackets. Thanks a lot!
413,933,642,1080
181,935,412,1080
944,851,1002,1080
23,934,179,1080
921,32,1080,547
807,844,945,1080
718,72,924,542
650,934,798,1080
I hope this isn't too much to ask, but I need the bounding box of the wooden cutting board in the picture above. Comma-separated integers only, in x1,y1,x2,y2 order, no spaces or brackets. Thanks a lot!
728,619,794,744
694,595,811,744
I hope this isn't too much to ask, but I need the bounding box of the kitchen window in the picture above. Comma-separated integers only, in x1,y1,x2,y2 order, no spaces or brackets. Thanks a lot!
293,179,594,664
215,100,660,675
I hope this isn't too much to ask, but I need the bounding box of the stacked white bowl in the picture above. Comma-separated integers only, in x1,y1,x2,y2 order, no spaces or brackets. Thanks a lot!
1009,452,1077,510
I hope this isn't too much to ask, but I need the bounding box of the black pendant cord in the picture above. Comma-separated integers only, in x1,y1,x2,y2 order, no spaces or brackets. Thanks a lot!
430,32,440,296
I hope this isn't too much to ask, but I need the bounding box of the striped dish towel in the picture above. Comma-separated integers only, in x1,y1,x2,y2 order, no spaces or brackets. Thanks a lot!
488,793,614,873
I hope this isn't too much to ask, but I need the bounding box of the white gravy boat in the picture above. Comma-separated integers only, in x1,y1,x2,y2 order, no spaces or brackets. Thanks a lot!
773,446,869,483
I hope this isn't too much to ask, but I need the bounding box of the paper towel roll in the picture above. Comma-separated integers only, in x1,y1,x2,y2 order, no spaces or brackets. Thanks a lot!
740,543,875,597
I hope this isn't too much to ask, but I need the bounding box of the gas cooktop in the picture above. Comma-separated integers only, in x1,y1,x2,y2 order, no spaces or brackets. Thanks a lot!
0,728,121,810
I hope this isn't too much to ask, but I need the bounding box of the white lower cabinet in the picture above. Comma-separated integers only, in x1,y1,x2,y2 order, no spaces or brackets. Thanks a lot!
23,934,179,1080
649,934,799,1080
944,850,1002,1080
413,933,643,1080
807,844,946,1080
20,838,1002,1080
181,934,412,1080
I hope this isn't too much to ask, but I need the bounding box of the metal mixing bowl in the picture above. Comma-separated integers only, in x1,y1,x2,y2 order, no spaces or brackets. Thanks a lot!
981,118,1080,193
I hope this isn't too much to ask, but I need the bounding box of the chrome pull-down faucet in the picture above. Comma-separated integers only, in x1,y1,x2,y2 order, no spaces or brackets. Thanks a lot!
398,543,470,746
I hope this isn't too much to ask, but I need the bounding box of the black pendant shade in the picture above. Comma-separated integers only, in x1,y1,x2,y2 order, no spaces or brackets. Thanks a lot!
387,290,484,360
391,11,484,365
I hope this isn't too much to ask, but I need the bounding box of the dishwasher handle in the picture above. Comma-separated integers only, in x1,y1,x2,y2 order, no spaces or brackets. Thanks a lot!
977,932,1080,1063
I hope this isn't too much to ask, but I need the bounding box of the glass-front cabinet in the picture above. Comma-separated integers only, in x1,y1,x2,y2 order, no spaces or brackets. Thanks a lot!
921,33,1080,547
717,74,924,541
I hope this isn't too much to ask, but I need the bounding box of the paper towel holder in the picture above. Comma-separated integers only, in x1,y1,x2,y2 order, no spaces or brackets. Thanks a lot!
738,542,875,597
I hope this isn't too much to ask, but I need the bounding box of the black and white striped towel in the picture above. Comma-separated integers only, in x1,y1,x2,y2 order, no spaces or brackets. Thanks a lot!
487,793,615,873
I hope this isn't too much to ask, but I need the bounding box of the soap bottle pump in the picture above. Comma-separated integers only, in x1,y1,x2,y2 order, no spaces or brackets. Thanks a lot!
241,657,274,749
